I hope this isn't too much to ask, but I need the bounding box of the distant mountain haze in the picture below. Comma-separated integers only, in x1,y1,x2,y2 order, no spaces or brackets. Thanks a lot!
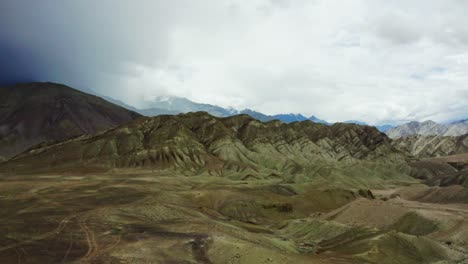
107,94,405,129
138,96,332,124
100,94,332,125
375,125,394,133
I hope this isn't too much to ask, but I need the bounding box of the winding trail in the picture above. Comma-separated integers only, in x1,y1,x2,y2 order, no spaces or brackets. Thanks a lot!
103,235,121,252
79,218,99,261
0,215,76,252
61,233,74,263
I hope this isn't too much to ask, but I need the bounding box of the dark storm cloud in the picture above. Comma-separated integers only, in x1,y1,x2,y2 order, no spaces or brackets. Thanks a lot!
0,41,39,84
0,0,175,88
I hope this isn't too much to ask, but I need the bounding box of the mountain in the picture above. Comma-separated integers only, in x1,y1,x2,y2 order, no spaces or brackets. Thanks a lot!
386,121,444,138
386,120,468,138
445,121,468,136
2,112,408,179
390,130,468,187
0,82,141,160
240,112,330,124
269,113,330,124
392,133,468,187
393,134,468,158
142,96,234,117
100,95,140,112
343,120,395,132
105,94,403,130
270,113,308,123
238,109,275,122
309,115,329,124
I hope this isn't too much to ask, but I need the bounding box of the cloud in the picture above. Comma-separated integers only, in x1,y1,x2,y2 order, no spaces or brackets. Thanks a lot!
1,0,467,124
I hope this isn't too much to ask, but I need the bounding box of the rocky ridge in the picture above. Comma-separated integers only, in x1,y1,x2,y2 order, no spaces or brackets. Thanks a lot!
3,112,408,178
393,134,468,158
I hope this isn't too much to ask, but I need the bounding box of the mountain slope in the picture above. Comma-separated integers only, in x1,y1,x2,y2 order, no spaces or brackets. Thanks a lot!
375,124,394,132
309,115,329,124
0,82,141,159
2,112,409,181
238,109,274,122
393,134,468,158
392,134,468,187
100,95,140,112
386,120,468,138
445,120,468,136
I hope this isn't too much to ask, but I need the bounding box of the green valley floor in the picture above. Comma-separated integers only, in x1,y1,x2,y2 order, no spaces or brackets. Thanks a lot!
0,171,466,264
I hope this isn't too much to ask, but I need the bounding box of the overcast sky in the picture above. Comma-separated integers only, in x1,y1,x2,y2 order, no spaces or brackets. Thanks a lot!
1,0,468,124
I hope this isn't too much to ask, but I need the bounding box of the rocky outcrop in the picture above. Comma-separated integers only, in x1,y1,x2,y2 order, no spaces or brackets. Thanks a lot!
393,134,468,158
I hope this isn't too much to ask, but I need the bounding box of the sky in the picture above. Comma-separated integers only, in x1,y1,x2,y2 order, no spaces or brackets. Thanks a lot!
1,0,468,125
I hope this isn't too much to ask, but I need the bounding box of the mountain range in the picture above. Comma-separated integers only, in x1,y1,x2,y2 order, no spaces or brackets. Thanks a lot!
100,94,402,132
4,111,407,180
137,96,332,124
100,93,468,137
1,82,467,264
0,82,384,165
1,82,463,189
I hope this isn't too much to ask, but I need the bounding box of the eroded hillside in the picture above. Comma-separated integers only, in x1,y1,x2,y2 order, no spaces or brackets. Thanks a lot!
0,83,141,159
393,134,468,158
1,112,414,188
